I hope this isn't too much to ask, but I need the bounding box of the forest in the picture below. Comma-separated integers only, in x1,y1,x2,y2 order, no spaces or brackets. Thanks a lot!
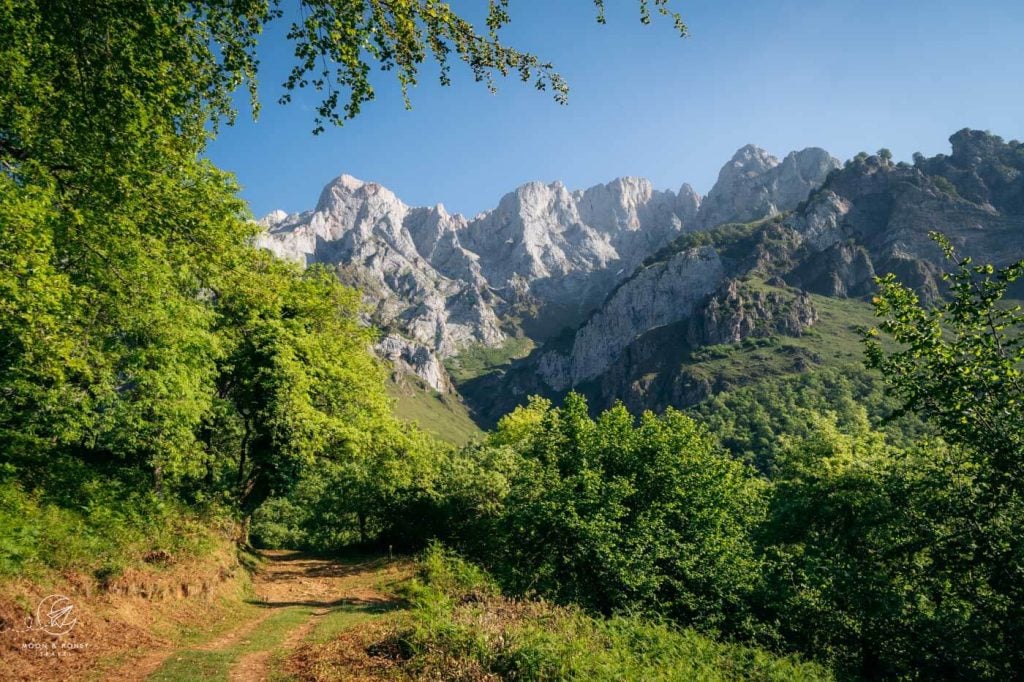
2,2,1023,680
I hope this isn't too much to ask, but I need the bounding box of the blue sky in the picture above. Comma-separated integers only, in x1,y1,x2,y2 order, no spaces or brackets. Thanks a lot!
206,0,1024,218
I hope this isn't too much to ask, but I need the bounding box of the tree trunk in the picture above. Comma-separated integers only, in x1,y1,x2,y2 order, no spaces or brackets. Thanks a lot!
240,514,252,548
237,418,251,491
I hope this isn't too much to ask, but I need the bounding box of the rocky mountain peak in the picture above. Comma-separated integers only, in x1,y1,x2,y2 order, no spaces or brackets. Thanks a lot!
260,209,290,229
784,147,836,177
696,145,840,229
314,173,400,214
255,141,842,395
504,180,575,215
576,177,669,233
727,144,779,175
336,173,366,190
668,183,700,230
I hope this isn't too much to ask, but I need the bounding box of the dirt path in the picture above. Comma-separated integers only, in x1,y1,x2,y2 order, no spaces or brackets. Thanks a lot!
228,613,320,682
118,610,279,682
252,551,408,612
138,551,412,681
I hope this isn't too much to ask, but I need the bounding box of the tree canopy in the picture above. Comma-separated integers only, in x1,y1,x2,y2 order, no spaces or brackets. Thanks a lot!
6,3,1024,679
0,0,688,531
2,0,688,158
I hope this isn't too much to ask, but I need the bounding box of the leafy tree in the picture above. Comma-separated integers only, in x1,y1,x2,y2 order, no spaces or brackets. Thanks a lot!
0,150,249,488
865,233,1023,474
759,414,1002,678
210,258,395,528
463,394,765,636
251,417,443,548
858,235,1024,676
693,366,929,473
2,1,266,488
323,420,443,546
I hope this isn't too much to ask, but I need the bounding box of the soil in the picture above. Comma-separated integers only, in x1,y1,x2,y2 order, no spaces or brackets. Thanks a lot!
0,550,412,681
224,551,411,682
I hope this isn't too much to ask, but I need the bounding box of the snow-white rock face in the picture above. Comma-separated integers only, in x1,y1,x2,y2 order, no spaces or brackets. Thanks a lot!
256,175,503,392
257,174,701,390
696,146,840,230
255,145,837,393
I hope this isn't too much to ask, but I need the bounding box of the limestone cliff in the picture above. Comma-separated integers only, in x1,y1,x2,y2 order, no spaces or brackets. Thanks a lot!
464,130,1024,423
256,143,844,394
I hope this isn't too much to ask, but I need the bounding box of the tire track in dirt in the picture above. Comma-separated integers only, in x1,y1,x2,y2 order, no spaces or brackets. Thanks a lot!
228,610,322,682
115,609,276,682
131,550,411,681
226,551,411,682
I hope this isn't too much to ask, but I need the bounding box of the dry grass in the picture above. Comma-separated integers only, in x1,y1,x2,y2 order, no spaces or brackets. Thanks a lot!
287,619,408,682
281,547,834,682
282,589,562,682
0,541,249,681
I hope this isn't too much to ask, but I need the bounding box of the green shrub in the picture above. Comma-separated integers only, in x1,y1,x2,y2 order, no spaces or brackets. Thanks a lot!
0,474,225,580
461,394,766,637
395,545,832,681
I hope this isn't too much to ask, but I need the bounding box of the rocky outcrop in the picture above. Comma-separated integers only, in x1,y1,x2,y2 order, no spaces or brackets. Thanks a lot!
696,146,840,230
537,246,725,390
376,334,450,393
923,128,1024,213
687,280,818,346
788,242,876,298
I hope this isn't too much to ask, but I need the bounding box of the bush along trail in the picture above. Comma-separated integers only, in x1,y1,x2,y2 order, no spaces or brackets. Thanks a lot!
129,551,412,682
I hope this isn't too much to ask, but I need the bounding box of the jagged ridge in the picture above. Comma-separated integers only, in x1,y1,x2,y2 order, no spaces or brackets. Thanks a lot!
257,147,838,392
482,129,1024,424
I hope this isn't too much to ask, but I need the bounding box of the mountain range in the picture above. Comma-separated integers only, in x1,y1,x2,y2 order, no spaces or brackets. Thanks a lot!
257,129,1024,431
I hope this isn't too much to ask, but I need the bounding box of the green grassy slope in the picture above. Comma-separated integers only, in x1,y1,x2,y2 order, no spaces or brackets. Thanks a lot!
444,336,535,383
387,376,482,446
683,288,880,387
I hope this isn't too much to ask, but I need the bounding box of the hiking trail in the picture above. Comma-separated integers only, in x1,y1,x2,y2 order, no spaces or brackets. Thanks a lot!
127,550,411,681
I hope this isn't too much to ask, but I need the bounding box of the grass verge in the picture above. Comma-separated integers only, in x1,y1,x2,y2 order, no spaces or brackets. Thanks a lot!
285,545,833,681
